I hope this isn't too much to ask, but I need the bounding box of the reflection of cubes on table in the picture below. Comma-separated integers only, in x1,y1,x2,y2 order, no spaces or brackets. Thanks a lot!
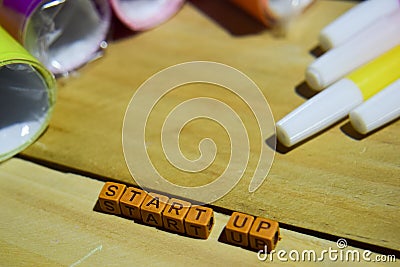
119,187,147,220
184,206,215,239
249,217,280,252
140,192,169,227
225,212,280,251
163,198,191,234
97,182,215,239
98,182,126,215
225,212,255,247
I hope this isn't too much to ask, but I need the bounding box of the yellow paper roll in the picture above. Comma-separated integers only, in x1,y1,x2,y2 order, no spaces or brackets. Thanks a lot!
0,26,56,162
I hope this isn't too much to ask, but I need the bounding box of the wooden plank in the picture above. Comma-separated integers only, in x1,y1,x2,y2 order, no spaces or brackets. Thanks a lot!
0,158,394,266
20,0,400,251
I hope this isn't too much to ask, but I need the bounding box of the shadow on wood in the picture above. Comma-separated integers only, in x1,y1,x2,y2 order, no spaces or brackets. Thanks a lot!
341,117,400,141
295,81,319,99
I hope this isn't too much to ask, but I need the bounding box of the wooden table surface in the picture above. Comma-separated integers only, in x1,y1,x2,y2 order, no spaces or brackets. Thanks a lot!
0,158,393,266
2,0,399,265
2,158,394,266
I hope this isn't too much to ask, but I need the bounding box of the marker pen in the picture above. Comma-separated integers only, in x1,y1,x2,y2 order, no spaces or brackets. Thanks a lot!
276,45,400,147
109,0,185,31
0,26,56,162
0,0,111,75
229,0,315,27
350,79,400,135
319,0,399,50
306,10,400,91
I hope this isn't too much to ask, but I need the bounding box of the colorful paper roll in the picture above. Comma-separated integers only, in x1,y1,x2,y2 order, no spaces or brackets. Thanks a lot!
0,26,56,162
230,0,315,27
109,0,185,31
0,0,111,75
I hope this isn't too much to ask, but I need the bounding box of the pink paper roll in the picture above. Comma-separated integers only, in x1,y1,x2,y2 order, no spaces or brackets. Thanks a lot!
109,0,185,31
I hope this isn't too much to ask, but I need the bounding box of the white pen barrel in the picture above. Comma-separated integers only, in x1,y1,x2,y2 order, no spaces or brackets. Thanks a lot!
306,11,400,91
276,79,363,147
350,79,400,134
319,0,399,50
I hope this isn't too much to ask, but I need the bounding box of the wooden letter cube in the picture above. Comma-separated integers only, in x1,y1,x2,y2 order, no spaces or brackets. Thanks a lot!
119,187,147,220
162,198,191,233
225,212,255,247
184,206,214,239
140,193,169,227
249,217,280,252
98,182,126,215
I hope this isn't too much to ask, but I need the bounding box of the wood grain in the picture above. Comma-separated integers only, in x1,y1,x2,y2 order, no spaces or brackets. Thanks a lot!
0,158,392,266
20,0,400,251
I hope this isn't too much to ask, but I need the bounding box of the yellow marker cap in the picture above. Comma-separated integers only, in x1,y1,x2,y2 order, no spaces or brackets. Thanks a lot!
348,45,400,100
277,45,400,146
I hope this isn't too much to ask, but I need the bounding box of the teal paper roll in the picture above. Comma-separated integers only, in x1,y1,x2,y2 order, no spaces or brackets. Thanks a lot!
0,26,56,162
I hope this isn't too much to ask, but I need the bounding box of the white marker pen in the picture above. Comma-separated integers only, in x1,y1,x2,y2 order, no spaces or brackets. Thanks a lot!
306,10,400,91
277,46,400,147
319,0,399,50
350,79,400,135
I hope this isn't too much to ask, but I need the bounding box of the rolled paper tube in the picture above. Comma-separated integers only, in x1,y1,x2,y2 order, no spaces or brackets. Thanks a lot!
0,0,111,75
0,26,56,162
109,0,185,31
229,0,315,27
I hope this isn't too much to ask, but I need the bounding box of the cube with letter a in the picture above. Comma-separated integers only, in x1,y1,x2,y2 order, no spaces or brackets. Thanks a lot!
98,182,126,215
249,217,280,252
140,192,169,227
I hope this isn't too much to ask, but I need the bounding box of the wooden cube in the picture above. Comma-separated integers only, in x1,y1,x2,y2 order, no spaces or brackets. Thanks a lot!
98,182,126,215
249,217,280,252
119,187,147,220
225,212,254,247
140,193,169,227
184,206,214,239
162,198,191,233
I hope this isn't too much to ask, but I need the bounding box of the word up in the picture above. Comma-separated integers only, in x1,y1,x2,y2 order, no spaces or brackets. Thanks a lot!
225,212,280,252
